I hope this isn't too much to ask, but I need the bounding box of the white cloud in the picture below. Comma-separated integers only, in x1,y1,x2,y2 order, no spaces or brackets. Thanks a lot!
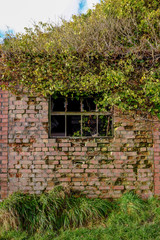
0,0,80,33
0,0,100,34
86,0,100,10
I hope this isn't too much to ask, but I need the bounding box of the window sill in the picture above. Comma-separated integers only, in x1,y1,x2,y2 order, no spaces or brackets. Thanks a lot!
49,135,114,139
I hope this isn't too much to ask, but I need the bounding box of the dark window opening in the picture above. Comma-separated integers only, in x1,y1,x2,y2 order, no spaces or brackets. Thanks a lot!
51,97,65,111
67,115,81,136
50,96,112,137
83,98,96,111
51,115,65,136
67,98,81,112
83,115,97,136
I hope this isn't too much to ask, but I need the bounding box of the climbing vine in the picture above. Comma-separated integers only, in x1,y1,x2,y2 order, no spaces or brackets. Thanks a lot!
0,0,160,115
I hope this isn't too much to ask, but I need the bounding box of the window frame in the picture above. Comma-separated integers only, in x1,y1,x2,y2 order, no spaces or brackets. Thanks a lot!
48,96,114,138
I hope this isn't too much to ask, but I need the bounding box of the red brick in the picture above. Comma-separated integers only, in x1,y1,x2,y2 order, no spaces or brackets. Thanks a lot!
85,143,97,147
59,143,71,147
59,178,71,182
72,178,85,182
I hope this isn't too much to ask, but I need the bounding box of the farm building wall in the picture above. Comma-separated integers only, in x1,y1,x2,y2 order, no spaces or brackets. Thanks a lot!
1,90,160,199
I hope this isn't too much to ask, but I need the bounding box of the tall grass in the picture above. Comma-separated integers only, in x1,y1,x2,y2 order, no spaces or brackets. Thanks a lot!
107,191,148,226
1,189,160,240
0,192,39,231
55,192,160,240
0,186,112,233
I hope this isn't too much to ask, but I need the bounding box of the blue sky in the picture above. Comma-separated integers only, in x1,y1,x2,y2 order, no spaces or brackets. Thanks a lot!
0,0,100,42
78,0,88,13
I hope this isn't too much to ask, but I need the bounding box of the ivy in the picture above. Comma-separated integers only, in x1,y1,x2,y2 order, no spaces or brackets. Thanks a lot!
0,0,160,114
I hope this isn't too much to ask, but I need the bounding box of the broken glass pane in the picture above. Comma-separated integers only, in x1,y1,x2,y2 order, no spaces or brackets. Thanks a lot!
98,115,112,136
82,115,97,136
83,98,96,111
51,115,65,136
52,97,65,112
67,98,80,112
67,115,81,136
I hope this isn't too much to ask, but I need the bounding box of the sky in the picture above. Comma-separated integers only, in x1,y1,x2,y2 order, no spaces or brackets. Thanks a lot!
0,0,100,42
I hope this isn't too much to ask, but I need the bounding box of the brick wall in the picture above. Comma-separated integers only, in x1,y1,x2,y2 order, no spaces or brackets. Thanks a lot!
153,118,160,196
6,94,155,199
0,90,8,199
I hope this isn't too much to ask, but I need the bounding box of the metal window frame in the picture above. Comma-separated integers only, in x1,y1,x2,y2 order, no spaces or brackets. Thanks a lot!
48,96,114,138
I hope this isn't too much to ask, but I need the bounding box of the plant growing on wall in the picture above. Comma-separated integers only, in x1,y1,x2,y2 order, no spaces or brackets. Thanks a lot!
0,0,160,115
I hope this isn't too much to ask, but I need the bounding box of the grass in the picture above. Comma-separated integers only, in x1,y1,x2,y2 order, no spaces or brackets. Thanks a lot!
0,188,160,239
0,186,112,234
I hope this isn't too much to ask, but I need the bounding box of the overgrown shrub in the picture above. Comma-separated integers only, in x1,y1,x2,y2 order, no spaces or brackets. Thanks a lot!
1,0,160,114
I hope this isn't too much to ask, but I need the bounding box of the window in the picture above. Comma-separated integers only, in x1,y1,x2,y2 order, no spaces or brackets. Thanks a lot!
49,96,113,137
